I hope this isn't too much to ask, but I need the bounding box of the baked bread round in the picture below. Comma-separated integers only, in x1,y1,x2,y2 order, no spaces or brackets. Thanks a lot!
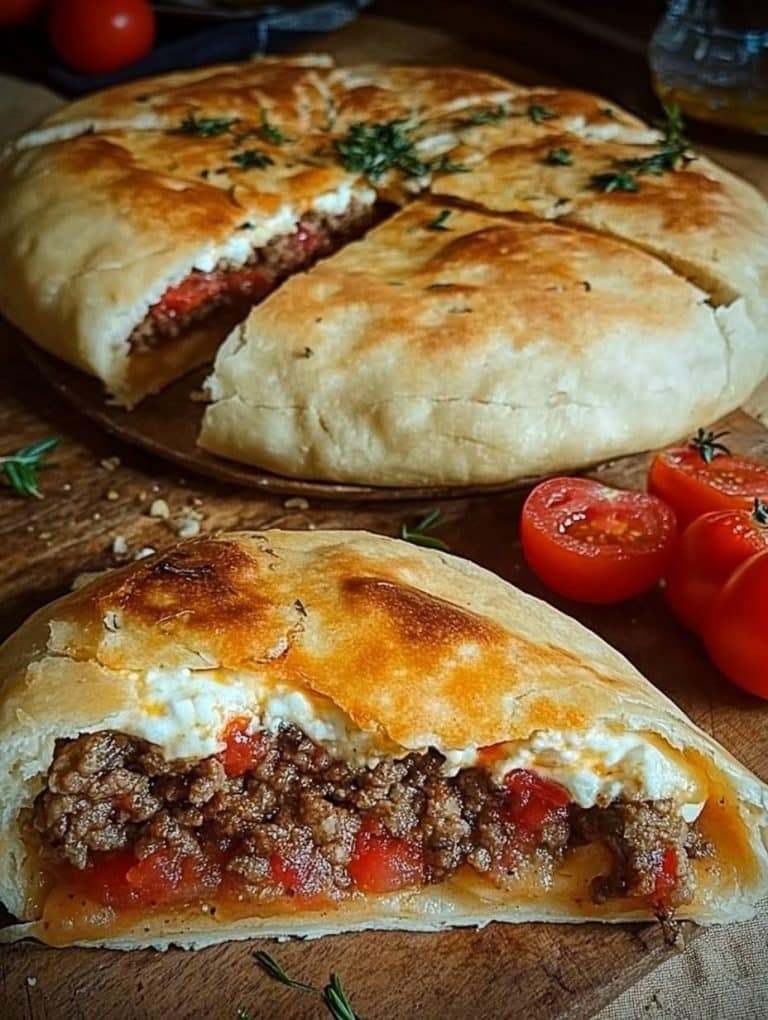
1,57,767,484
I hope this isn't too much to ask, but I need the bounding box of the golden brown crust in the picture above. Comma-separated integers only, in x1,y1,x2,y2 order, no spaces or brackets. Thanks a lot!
0,530,767,943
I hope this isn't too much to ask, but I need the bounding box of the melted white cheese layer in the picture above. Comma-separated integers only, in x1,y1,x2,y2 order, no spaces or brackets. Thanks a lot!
114,668,706,817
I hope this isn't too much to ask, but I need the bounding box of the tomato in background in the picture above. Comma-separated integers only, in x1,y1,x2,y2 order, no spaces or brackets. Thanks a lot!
703,550,768,700
49,0,155,75
648,429,768,530
664,500,768,633
0,0,47,27
520,477,677,604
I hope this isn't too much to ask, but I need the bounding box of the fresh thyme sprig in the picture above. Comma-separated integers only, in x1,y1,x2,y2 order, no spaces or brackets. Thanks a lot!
526,103,557,125
231,149,275,170
250,952,360,1020
0,437,59,498
254,951,315,992
400,509,450,551
591,103,689,194
324,974,359,1020
258,108,287,146
174,114,239,138
334,120,470,181
544,146,573,166
427,209,452,231
461,104,508,126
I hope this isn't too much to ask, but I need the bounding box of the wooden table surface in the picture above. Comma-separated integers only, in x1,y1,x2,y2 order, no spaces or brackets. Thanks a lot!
1,11,768,1020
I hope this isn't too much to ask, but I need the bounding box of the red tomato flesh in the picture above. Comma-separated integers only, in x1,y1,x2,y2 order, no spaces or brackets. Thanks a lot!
49,0,156,75
219,718,266,777
664,503,768,633
648,436,768,530
651,846,678,906
348,820,424,893
152,267,272,320
704,549,768,700
503,769,570,831
521,477,677,603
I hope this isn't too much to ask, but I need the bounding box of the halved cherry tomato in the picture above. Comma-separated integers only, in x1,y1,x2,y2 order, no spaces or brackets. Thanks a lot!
664,500,768,633
503,769,570,832
520,477,677,604
704,550,768,700
49,0,155,75
219,718,266,777
348,819,423,894
648,429,768,530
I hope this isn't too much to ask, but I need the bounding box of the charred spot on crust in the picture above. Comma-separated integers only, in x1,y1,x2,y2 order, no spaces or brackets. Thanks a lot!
343,576,503,647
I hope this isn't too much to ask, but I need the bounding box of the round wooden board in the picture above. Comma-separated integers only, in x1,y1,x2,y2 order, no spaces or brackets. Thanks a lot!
16,332,545,502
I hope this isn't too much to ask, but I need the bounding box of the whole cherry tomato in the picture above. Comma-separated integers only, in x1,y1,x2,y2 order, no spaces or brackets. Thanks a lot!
704,550,768,700
49,0,155,75
520,477,677,604
664,499,768,633
648,428,768,530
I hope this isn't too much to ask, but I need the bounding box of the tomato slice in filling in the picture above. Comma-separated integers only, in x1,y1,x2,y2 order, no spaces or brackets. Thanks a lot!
348,818,424,894
502,769,571,832
219,718,267,777
151,266,273,320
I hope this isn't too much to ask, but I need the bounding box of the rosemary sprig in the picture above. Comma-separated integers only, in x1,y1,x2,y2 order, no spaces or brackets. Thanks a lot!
174,114,238,138
400,509,450,551
323,974,359,1020
231,149,275,170
526,103,557,125
258,108,286,146
0,437,59,498
544,146,572,166
254,951,315,993
427,209,452,231
591,104,689,194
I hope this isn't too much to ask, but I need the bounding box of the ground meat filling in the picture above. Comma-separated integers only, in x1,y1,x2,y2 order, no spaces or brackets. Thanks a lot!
31,727,707,910
129,200,378,352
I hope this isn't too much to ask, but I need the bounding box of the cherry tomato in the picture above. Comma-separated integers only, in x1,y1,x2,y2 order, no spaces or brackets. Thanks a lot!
520,477,677,604
503,769,570,831
49,0,155,75
704,550,768,700
348,820,423,893
219,718,266,777
665,500,768,633
0,0,47,26
648,428,768,530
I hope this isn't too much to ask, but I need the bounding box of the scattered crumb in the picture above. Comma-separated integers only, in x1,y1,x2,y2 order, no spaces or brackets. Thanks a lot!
133,546,156,560
173,507,202,539
192,497,204,508
62,483,72,492
92,512,102,521
189,389,208,403
39,531,51,541
283,497,309,510
26,977,37,988
112,535,129,558
26,525,34,533
149,498,170,520
151,484,161,493
100,456,121,471
105,489,120,501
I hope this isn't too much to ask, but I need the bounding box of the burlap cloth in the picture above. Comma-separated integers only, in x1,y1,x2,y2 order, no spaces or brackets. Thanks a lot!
1,73,766,1018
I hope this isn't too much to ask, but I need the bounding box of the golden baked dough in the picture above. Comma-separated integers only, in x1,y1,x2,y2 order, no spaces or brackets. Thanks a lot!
1,56,767,479
0,531,766,948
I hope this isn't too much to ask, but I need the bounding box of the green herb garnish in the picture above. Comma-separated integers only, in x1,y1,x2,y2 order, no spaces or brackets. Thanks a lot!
323,975,359,1020
544,146,573,166
254,951,315,993
334,120,431,180
231,149,275,170
258,108,286,145
432,154,469,174
174,115,238,138
527,104,557,125
235,1009,252,1020
590,170,639,193
1,437,59,499
427,209,452,231
400,509,450,551
461,104,508,126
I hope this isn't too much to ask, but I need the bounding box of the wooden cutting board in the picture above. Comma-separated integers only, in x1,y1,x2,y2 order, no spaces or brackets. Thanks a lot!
1,13,768,1020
